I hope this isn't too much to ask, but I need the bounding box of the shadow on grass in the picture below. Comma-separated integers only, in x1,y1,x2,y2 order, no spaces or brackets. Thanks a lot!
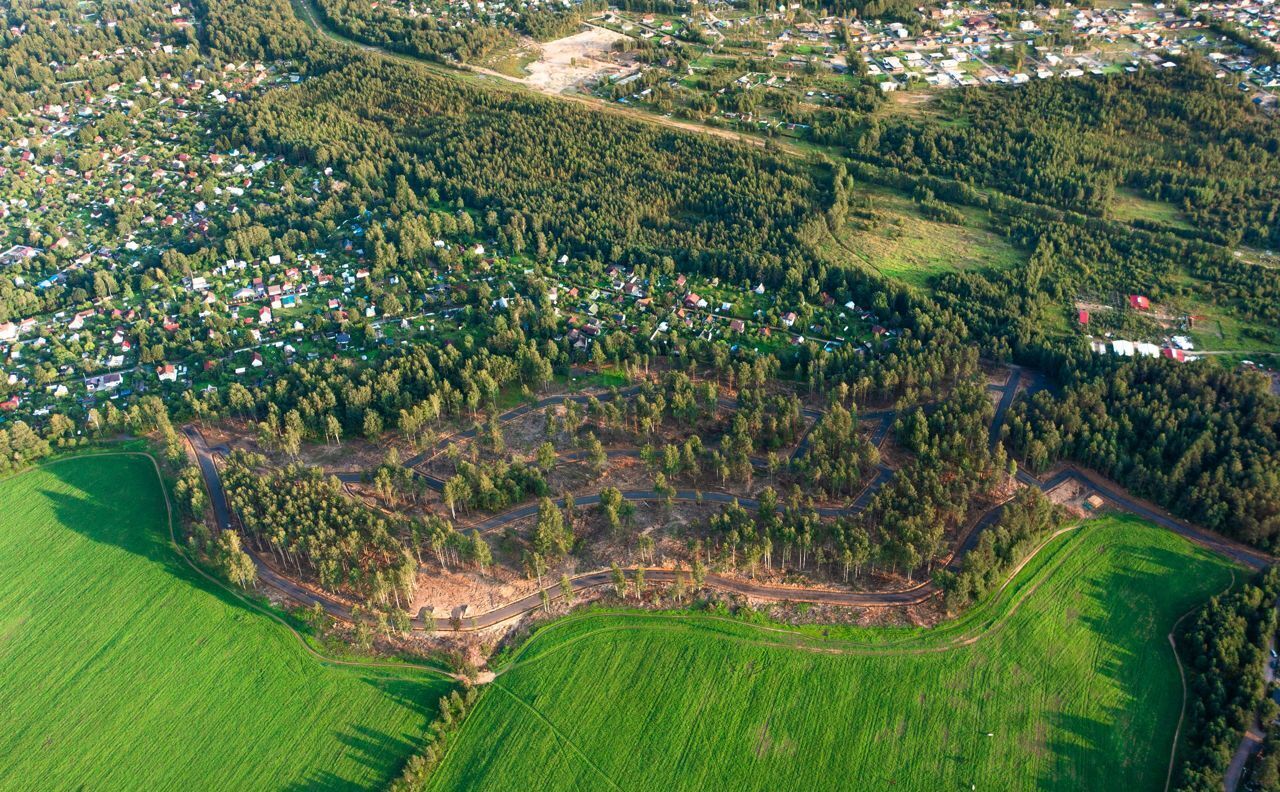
1037,541,1215,790
26,456,446,790
360,674,441,719
37,456,283,628
277,722,427,791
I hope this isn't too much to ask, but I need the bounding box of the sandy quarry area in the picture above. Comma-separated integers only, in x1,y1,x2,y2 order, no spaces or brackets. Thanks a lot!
508,27,634,94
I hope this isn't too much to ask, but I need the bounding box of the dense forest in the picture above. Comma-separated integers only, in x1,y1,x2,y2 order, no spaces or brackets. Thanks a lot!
816,58,1280,248
1173,567,1280,791
1005,359,1280,549
231,58,823,290
935,486,1065,611
312,0,518,63
313,0,608,63
859,381,1010,578
222,450,419,606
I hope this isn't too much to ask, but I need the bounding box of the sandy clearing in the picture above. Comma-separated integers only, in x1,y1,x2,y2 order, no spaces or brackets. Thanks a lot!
475,27,635,94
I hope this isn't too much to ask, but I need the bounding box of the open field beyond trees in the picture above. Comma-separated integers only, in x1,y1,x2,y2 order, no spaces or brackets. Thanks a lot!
0,455,449,790
428,515,1237,791
832,189,1028,290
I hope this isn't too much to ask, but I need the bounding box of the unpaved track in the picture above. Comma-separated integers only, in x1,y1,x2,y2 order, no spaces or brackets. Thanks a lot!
183,368,1273,634
291,0,777,151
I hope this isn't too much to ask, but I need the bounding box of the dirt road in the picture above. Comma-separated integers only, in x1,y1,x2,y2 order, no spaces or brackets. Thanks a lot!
183,367,1272,633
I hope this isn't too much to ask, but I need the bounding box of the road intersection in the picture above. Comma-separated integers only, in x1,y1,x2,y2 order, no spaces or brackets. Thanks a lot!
183,367,1272,633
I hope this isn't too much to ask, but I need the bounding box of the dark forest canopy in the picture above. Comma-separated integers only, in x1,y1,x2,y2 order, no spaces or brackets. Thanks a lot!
229,57,825,289
312,0,609,63
1173,567,1280,791
1006,358,1280,549
816,58,1280,248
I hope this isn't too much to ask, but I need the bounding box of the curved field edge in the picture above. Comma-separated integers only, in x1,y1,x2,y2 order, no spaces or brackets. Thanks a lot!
428,515,1240,791
494,520,1085,670
0,454,451,791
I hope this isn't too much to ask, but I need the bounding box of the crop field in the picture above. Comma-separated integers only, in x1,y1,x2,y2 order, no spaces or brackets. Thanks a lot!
428,515,1238,791
0,455,449,790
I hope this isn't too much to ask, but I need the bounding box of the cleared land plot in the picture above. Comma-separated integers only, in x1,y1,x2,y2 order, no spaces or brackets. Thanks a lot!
478,41,541,78
1109,187,1194,230
428,515,1236,791
0,455,448,790
833,188,1027,289
520,27,633,94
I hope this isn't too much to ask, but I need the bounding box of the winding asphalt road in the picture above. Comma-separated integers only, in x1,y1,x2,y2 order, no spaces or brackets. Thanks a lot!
336,389,897,491
184,367,1274,632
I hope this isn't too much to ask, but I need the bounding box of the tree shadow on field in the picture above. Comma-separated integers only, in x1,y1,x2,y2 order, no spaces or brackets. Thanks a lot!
278,724,422,792
1037,710,1122,791
278,769,357,792
38,458,267,621
275,678,439,791
1036,541,1200,790
360,674,440,719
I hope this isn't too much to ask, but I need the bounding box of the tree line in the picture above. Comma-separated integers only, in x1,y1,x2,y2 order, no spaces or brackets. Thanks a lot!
1173,567,1280,791
1006,358,1280,550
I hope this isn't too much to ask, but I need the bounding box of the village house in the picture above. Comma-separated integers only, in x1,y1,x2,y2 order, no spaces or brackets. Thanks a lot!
85,372,123,392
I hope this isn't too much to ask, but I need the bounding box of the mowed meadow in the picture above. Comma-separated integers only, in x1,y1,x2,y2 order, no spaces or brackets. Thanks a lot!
430,516,1238,791
0,455,449,791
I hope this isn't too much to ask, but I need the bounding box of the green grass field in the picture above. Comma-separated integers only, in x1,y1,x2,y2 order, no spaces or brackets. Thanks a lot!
832,189,1027,290
428,515,1238,791
1109,187,1194,230
0,455,450,791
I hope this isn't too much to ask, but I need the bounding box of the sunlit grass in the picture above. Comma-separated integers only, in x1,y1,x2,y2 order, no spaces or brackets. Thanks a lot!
430,515,1236,791
0,455,449,791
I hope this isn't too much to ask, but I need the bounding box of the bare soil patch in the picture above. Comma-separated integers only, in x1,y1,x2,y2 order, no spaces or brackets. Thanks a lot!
477,27,636,95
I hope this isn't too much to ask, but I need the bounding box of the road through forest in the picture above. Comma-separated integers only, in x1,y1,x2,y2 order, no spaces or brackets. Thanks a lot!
184,367,1272,633
213,12,1279,779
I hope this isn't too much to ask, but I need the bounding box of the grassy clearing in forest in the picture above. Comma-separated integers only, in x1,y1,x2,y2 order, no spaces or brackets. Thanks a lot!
835,189,1027,289
0,455,449,791
1109,187,1194,230
428,514,1236,791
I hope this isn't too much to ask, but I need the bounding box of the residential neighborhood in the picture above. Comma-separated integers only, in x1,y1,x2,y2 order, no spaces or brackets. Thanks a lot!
588,0,1279,131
